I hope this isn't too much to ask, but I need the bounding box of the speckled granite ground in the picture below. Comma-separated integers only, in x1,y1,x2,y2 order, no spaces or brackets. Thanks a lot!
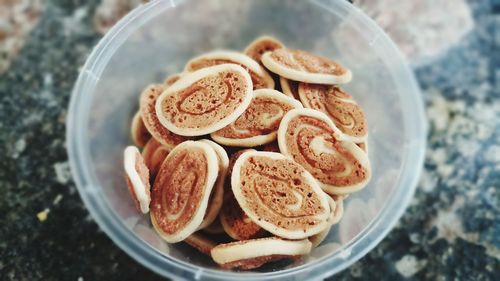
0,0,499,280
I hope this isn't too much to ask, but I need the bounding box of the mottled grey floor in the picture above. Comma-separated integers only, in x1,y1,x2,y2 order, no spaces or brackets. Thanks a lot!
0,0,498,280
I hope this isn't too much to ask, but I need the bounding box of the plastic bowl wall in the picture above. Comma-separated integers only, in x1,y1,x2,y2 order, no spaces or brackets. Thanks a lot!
67,0,426,280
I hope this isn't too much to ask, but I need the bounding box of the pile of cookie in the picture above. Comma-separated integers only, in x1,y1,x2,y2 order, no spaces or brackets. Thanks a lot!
124,36,371,270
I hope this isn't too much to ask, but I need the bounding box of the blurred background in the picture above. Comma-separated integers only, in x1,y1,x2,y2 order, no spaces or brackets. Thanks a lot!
0,0,498,280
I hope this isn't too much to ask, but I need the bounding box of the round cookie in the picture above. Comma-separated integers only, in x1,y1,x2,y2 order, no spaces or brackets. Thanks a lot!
298,83,368,142
261,141,280,153
329,195,345,225
163,73,183,86
231,151,331,239
211,237,312,269
184,50,274,89
357,140,369,154
150,141,219,243
130,111,151,147
197,140,229,230
184,232,218,256
203,218,225,235
155,64,254,136
244,36,284,65
277,108,371,195
141,138,170,180
279,77,300,100
139,84,189,148
261,48,352,84
220,149,265,240
220,191,267,241
124,146,151,214
309,195,344,248
211,89,303,147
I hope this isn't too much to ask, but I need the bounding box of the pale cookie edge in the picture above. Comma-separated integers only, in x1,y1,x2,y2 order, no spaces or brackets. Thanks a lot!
261,52,352,85
124,146,150,214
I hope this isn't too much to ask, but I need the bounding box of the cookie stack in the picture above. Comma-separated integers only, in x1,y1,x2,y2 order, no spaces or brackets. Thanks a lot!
123,36,371,270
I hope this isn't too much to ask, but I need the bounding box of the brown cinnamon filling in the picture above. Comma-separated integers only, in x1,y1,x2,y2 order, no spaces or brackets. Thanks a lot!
159,70,249,129
215,96,294,139
140,85,187,147
151,147,209,234
284,116,368,186
187,58,267,89
246,40,284,64
270,48,347,76
238,155,327,231
300,84,367,137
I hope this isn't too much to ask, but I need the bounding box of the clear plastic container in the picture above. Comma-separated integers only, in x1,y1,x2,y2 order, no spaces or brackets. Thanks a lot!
67,0,426,280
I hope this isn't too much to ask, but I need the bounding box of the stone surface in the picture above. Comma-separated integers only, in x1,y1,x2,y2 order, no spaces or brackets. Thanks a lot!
0,0,498,280
0,0,43,74
354,0,474,65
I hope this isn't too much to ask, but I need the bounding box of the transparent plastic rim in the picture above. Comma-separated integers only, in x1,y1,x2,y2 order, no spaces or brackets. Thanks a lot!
66,0,427,280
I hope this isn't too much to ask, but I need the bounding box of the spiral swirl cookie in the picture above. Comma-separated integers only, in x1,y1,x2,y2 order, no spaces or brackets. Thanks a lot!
329,195,345,225
141,138,170,180
244,36,284,65
279,77,300,100
184,232,218,256
197,140,228,230
184,50,274,89
231,151,331,239
130,111,151,147
220,149,265,240
261,141,280,153
211,89,303,147
124,146,151,214
277,108,371,195
298,83,368,142
140,84,188,148
203,218,225,235
211,237,312,269
155,64,254,136
150,141,219,243
262,48,352,84
163,73,182,86
357,140,368,153
220,191,267,240
309,195,345,248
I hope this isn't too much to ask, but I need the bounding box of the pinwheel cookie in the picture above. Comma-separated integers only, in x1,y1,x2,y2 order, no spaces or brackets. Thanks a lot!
130,111,151,147
140,84,188,148
197,140,228,230
163,73,182,86
220,149,266,240
185,50,274,89
203,218,224,235
357,140,369,154
231,151,332,239
261,141,280,153
244,36,284,65
278,108,371,195
262,48,352,84
184,232,218,256
298,83,368,142
150,141,219,243
211,89,303,147
211,237,312,269
141,138,170,180
155,64,254,136
124,146,151,214
309,195,345,248
279,77,300,100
